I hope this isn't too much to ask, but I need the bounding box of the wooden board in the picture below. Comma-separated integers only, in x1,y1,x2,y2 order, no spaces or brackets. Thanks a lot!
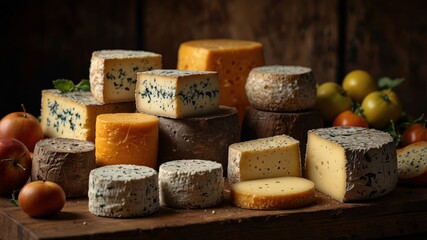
0,185,426,240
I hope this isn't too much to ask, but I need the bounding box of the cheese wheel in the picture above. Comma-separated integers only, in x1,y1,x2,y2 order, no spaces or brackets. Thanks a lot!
157,106,240,173
306,126,398,202
177,39,265,122
159,160,224,208
88,164,159,218
230,177,315,210
95,113,159,168
31,138,96,198
245,65,316,112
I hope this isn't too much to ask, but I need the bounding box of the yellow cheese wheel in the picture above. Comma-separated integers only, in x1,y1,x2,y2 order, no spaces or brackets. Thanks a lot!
177,39,265,122
95,113,159,168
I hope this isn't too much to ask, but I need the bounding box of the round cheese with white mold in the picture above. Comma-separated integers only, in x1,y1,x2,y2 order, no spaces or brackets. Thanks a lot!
31,138,96,198
88,164,159,218
159,159,224,208
245,65,316,112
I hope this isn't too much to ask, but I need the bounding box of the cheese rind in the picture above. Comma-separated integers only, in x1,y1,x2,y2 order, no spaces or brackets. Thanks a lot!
159,160,224,208
40,89,135,142
95,113,159,168
305,126,397,202
90,49,162,103
228,135,301,185
136,69,219,119
88,164,159,218
230,177,315,210
31,138,96,198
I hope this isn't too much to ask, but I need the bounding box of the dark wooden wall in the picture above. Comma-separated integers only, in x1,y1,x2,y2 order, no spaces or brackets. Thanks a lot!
1,0,426,119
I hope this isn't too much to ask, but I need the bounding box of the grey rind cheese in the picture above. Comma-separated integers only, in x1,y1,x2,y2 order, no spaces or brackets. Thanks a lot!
31,138,96,198
245,65,316,112
159,160,224,208
157,106,240,174
88,164,159,218
305,126,397,202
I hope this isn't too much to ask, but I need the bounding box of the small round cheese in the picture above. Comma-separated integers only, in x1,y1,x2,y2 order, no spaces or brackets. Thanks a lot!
88,164,159,218
159,160,224,208
230,177,315,210
245,65,316,112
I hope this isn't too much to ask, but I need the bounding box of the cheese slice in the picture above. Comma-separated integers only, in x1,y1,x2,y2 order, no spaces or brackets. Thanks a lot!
32,138,96,198
135,69,219,119
245,65,316,112
90,49,162,103
305,126,397,202
177,39,265,121
159,160,224,208
95,113,159,168
396,141,427,186
40,89,135,142
228,134,301,185
88,164,159,218
230,177,315,210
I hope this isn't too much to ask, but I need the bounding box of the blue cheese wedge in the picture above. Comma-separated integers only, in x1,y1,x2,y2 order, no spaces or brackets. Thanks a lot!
305,126,397,202
159,160,224,208
90,49,162,103
228,134,302,185
88,164,159,218
135,69,219,119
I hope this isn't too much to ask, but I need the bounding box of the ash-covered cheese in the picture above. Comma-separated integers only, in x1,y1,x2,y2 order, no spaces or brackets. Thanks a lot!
228,135,301,185
88,164,159,218
40,89,135,142
159,160,224,208
245,65,316,112
90,49,162,103
136,69,219,119
305,126,397,202
31,138,96,198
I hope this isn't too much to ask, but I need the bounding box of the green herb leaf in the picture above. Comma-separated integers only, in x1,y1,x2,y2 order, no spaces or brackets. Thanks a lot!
75,79,90,91
9,190,19,206
378,77,405,90
53,79,75,93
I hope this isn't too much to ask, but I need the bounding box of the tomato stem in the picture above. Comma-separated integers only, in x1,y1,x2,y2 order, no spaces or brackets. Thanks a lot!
0,158,27,171
21,104,27,118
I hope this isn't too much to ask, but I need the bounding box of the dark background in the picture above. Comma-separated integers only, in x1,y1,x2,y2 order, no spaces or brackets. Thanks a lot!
1,0,426,119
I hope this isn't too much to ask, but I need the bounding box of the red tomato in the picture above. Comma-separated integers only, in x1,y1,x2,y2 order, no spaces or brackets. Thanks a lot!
333,110,369,128
401,123,427,147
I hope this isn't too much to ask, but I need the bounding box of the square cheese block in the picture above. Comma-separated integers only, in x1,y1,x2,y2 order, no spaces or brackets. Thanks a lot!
90,49,162,103
305,126,398,202
135,69,219,119
40,89,135,142
228,134,301,184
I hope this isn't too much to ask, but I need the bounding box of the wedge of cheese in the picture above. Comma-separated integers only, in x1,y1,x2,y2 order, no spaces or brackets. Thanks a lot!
40,89,135,142
90,49,162,103
305,126,397,202
177,39,265,121
95,113,159,168
136,69,219,119
230,177,315,210
228,134,301,184
397,141,427,187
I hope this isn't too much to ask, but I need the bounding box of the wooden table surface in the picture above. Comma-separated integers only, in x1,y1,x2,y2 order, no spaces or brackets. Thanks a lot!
0,185,426,240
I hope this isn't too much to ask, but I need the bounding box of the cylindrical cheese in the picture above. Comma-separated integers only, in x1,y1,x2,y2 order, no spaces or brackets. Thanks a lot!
157,106,240,174
245,65,316,112
95,113,159,168
159,160,224,208
31,138,96,198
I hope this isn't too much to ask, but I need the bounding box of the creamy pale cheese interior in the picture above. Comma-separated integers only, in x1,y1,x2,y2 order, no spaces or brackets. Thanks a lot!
232,177,314,196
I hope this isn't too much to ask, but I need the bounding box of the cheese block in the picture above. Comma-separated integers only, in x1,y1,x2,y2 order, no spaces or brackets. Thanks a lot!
396,141,427,187
88,164,159,218
159,160,224,208
177,39,265,121
89,49,162,103
305,126,398,202
245,65,316,112
40,89,135,142
135,69,219,119
31,138,95,198
241,105,324,163
230,177,315,210
228,134,301,185
157,106,240,173
95,113,159,168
